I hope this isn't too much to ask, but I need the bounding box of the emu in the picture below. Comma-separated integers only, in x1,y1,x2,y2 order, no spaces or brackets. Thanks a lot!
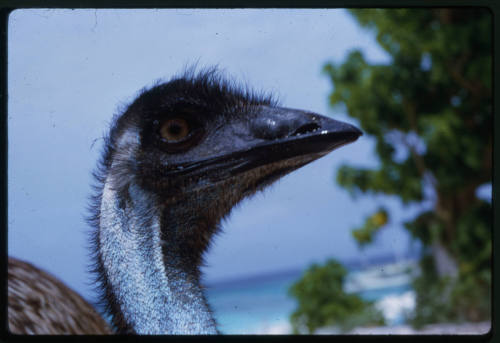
8,69,361,334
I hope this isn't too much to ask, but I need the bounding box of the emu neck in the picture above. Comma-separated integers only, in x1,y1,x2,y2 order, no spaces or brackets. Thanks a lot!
99,181,217,334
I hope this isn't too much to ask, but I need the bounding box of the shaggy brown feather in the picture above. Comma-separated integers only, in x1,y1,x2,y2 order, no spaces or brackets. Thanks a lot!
8,258,112,335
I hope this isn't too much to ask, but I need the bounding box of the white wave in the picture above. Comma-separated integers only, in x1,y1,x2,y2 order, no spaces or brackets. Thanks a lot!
344,260,418,293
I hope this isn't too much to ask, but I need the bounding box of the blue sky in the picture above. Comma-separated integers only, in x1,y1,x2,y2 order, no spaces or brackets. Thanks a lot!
8,9,422,302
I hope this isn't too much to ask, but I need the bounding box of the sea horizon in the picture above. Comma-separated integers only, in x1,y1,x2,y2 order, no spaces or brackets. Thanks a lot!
204,251,420,289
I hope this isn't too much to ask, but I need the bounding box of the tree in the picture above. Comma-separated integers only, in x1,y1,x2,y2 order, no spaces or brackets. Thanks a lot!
288,259,385,333
324,8,492,325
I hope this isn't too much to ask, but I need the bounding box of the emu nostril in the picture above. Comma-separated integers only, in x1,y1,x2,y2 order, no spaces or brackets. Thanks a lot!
292,123,321,136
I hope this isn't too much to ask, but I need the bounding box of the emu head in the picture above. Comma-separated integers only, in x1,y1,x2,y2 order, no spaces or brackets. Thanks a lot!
91,69,361,333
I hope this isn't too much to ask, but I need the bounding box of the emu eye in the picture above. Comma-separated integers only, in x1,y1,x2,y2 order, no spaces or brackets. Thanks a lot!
156,116,204,153
160,118,189,142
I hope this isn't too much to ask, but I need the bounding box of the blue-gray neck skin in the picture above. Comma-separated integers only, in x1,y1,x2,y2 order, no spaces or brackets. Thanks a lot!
99,180,218,334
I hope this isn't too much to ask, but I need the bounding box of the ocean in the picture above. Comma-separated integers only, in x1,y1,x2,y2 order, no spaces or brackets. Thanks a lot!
205,259,418,334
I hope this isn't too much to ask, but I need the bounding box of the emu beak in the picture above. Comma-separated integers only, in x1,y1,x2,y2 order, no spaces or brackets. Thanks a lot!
225,106,362,176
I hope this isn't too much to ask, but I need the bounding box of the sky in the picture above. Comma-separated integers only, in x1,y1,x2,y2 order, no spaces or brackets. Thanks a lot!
8,9,424,303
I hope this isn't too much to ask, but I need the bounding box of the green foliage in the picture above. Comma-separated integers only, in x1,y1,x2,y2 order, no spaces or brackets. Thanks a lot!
288,260,385,333
406,255,457,328
351,208,388,246
452,201,492,273
408,253,491,328
325,8,492,326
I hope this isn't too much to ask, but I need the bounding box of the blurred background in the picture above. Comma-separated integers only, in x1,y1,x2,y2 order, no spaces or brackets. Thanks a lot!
8,8,491,334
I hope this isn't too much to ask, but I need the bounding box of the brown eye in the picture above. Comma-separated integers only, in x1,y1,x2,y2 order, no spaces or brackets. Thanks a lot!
160,118,189,142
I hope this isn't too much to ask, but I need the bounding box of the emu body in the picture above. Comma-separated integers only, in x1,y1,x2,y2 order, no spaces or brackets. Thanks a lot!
8,258,112,334
8,69,361,334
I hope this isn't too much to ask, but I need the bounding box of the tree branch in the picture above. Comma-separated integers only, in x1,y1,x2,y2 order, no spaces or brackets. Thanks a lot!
402,100,437,190
448,51,486,98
